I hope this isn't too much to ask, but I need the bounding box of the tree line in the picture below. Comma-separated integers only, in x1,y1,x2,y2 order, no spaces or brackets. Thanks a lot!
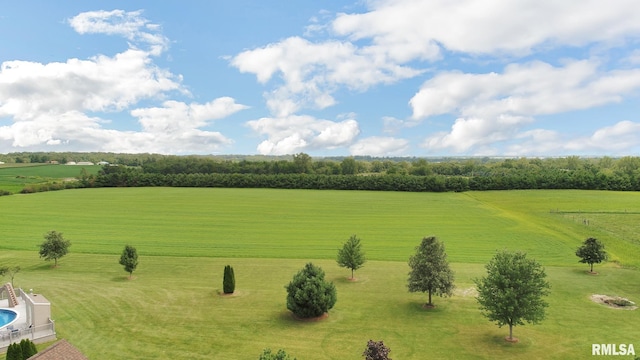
7,152,640,192
89,156,640,192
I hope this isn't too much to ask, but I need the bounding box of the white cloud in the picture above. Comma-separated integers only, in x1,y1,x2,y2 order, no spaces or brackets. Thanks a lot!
504,129,563,156
246,115,360,155
231,0,640,156
333,0,640,56
0,50,182,118
566,120,640,153
231,36,422,117
423,115,532,153
350,136,409,156
0,10,247,154
132,98,248,134
68,9,169,54
415,60,640,154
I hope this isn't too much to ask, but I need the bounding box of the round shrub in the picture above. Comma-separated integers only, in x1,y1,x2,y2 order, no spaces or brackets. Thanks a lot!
285,262,336,318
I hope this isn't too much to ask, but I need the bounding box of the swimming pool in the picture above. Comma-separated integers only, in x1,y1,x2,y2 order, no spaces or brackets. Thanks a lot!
0,309,18,329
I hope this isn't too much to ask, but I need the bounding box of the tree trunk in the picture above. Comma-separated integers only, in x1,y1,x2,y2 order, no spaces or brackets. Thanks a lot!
508,324,513,340
351,268,354,279
590,263,594,272
428,289,432,305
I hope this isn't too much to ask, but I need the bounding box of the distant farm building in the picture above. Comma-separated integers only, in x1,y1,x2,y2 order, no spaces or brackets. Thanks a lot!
66,161,94,166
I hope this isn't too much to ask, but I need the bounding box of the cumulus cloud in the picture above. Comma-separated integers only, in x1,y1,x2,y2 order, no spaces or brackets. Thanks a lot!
231,36,422,117
229,0,640,156
68,9,169,54
0,50,182,118
566,120,640,153
333,0,640,56
416,60,640,154
350,136,409,156
246,115,360,155
232,0,640,118
132,98,249,134
0,9,247,154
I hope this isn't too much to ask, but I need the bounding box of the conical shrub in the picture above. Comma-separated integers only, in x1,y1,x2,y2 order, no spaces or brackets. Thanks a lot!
223,265,235,294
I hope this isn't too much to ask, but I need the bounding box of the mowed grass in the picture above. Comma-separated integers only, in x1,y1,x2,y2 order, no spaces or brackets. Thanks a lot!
0,187,625,265
3,253,639,360
1,188,640,359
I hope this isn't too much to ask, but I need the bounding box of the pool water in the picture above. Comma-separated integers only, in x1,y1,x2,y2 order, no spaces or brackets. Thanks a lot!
0,309,18,328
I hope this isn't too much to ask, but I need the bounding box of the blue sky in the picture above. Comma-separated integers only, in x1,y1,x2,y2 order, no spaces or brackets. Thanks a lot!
2,1,640,157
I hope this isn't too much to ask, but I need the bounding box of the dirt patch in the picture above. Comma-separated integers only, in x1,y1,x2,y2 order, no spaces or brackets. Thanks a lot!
590,294,637,310
454,287,478,297
217,290,246,297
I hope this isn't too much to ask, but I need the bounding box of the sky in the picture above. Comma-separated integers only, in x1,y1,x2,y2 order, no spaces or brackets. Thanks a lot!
2,1,640,157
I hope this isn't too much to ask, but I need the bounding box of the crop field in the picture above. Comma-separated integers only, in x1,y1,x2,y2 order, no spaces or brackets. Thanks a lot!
0,164,101,193
1,187,640,359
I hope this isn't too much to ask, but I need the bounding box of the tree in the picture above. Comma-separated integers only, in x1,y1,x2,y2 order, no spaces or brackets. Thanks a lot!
363,340,392,360
337,234,366,280
293,152,312,174
576,237,607,273
6,342,21,360
39,230,71,267
20,339,37,359
474,250,550,342
223,265,235,294
258,348,296,360
285,262,337,319
1,266,20,287
407,236,455,307
119,245,138,279
340,157,357,175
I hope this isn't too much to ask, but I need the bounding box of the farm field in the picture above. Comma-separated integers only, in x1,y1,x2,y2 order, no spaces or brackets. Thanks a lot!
0,164,101,193
1,188,640,359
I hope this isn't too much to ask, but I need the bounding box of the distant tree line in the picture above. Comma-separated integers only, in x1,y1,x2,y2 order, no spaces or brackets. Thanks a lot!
6,152,640,192
90,154,640,192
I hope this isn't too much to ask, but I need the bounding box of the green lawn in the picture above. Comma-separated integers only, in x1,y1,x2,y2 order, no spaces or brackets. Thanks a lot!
5,187,635,265
1,188,639,359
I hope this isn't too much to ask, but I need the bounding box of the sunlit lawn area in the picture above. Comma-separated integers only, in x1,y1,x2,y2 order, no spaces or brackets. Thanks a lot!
1,188,639,359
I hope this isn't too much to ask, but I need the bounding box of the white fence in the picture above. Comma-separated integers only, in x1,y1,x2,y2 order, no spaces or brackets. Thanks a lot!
0,321,56,349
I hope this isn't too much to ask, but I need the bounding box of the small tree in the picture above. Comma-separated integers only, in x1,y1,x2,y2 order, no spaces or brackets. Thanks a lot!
475,250,550,342
337,234,366,280
6,342,21,360
285,262,337,319
20,339,38,359
39,230,71,267
223,265,235,294
576,237,607,273
408,236,455,307
119,245,138,279
363,340,392,360
5,266,20,287
258,348,296,360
